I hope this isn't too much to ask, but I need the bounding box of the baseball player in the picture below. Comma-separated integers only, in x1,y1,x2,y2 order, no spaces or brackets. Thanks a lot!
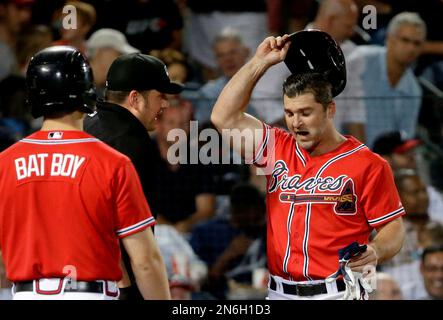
0,46,170,300
211,31,406,300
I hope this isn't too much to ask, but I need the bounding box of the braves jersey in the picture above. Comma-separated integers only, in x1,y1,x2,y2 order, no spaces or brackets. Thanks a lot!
253,124,405,281
0,130,155,282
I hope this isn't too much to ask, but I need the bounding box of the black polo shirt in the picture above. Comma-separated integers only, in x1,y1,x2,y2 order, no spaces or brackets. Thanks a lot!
84,101,159,216
84,101,159,300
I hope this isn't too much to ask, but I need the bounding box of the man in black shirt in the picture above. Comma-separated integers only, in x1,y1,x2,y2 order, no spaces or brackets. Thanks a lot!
84,53,183,299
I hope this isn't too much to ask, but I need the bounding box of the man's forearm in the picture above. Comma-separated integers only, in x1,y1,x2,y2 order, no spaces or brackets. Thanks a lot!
132,253,171,300
370,218,405,264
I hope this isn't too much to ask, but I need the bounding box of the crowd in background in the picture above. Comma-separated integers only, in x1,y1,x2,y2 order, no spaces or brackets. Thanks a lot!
1,0,443,300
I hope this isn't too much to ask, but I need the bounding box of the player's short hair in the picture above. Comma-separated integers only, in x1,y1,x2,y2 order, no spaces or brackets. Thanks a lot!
283,73,333,110
386,12,427,38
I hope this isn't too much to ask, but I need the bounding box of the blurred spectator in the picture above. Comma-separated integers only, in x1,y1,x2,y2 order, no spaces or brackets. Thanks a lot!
369,272,403,300
419,245,443,299
148,49,198,136
382,222,443,300
86,28,139,99
0,0,34,81
373,131,443,224
336,12,426,148
16,24,53,74
149,47,202,102
51,1,96,54
396,169,430,232
354,1,443,91
184,0,268,78
308,0,359,57
154,105,216,234
149,48,194,84
154,224,207,300
410,0,443,90
193,29,249,124
418,222,443,249
380,169,430,299
225,235,268,299
123,0,183,53
190,183,266,299
373,131,421,170
1,25,52,137
195,28,288,125
354,1,421,45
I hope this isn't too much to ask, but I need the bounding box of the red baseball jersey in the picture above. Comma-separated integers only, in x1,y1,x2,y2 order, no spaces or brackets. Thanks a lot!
0,130,155,282
253,124,405,281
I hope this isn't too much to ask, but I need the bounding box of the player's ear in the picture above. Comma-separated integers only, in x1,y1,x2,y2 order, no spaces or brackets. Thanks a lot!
327,101,336,119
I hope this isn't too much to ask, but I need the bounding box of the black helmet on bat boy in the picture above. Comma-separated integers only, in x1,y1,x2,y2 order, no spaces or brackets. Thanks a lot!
26,46,96,118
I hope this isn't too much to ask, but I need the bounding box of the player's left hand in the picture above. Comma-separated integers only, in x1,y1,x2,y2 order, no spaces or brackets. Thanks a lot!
254,34,291,68
347,244,378,273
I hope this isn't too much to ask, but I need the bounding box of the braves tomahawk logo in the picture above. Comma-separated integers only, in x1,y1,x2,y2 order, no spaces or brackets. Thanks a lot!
269,160,357,215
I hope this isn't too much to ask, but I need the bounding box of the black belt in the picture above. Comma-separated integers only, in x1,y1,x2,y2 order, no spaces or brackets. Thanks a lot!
269,276,346,296
15,280,104,294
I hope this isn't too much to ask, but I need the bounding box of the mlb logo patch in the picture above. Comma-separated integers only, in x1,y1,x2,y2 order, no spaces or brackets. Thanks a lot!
48,132,63,139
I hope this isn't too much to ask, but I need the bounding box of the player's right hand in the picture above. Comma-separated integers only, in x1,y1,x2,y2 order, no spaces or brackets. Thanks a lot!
347,244,378,273
254,34,291,68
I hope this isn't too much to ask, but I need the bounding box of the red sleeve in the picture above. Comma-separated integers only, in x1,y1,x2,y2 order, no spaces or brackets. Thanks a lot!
360,161,405,228
113,159,156,238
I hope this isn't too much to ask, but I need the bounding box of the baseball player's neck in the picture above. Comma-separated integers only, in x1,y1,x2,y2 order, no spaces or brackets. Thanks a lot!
41,112,85,132
309,129,347,157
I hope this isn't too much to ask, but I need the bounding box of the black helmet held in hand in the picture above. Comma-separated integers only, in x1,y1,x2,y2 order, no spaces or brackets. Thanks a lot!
26,46,96,118
284,30,346,97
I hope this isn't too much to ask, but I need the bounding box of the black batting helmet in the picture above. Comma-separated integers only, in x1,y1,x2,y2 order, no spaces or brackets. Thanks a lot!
284,30,346,97
26,46,96,118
